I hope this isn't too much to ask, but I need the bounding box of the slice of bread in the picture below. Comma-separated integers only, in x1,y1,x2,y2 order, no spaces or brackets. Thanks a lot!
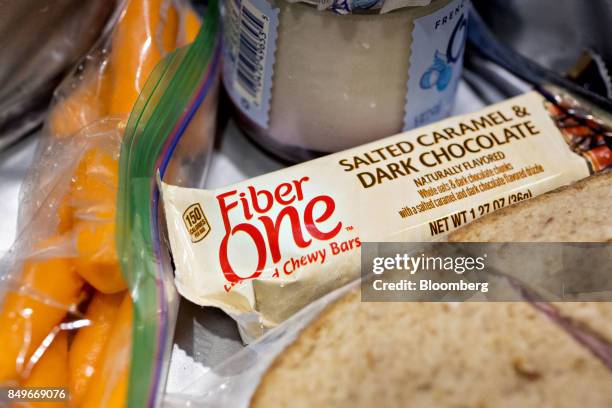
448,172,612,242
251,293,612,408
251,174,612,407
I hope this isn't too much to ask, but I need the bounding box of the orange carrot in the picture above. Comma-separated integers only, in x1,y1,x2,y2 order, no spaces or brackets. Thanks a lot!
74,221,126,294
0,238,82,383
14,331,69,408
50,0,181,124
80,294,133,408
108,0,178,115
56,194,73,234
70,148,126,294
48,72,110,139
162,4,179,51
71,148,118,220
69,291,124,406
179,7,201,45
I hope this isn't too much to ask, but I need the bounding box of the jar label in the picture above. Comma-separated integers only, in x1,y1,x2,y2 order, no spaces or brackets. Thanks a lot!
404,0,469,130
222,0,279,129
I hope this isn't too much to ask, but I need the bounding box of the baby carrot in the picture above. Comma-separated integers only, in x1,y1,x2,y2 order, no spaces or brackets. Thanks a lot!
108,0,178,115
14,330,69,408
0,238,82,383
68,291,124,406
179,6,201,45
56,194,73,234
71,148,126,294
74,220,126,294
79,294,133,408
48,71,110,139
71,148,118,220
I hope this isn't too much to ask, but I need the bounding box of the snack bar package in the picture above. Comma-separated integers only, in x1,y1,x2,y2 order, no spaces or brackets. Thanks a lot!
0,0,221,406
162,91,612,341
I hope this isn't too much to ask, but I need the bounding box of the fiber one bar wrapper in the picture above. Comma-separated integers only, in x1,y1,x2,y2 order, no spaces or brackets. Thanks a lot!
162,91,609,340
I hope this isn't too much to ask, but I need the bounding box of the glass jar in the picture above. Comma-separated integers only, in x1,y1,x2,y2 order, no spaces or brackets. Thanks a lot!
222,0,468,161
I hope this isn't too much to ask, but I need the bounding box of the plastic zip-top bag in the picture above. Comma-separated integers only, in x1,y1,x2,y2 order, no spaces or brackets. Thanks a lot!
0,0,221,406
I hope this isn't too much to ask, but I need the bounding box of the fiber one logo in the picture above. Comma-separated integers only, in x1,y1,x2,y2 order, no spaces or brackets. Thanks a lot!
216,176,343,284
183,203,211,243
